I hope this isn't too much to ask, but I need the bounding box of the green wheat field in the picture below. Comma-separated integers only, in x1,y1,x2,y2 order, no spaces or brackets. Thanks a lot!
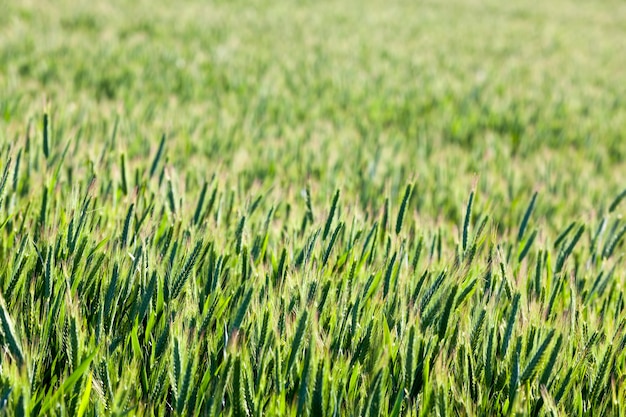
1,0,626,415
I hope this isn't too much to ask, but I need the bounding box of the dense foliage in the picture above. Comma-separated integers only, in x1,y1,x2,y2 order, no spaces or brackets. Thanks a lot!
1,0,626,415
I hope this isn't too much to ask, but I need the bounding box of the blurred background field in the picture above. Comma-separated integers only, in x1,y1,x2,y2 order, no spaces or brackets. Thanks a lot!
2,0,626,221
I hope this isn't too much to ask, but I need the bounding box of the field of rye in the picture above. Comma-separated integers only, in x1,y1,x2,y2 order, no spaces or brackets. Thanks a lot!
1,0,626,415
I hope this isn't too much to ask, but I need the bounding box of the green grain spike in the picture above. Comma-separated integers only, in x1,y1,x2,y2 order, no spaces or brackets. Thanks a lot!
38,185,48,232
120,203,134,248
359,221,378,262
419,270,445,313
544,276,563,319
590,344,612,404
463,191,474,253
154,325,170,359
233,356,251,417
273,345,283,394
470,308,486,353
507,336,522,415
467,350,477,402
316,280,331,315
517,191,538,242
167,179,177,215
485,327,495,387
540,334,562,388
608,188,626,213
177,357,194,414
240,246,249,283
248,193,263,216
274,248,287,286
0,295,25,366
44,247,53,299
12,149,21,192
235,215,246,255
323,189,340,240
120,153,128,195
533,250,543,298
381,197,390,238
311,361,325,417
305,186,314,223
42,112,50,159
149,133,166,178
437,228,443,261
171,239,203,300
137,271,157,323
286,310,308,378
438,284,458,339
590,217,607,256
521,329,554,383
350,320,373,367
230,288,253,333
411,270,429,305
553,366,573,405
518,229,537,263
383,251,397,298
171,360,182,412
602,224,626,259
104,262,120,334
70,236,87,287
500,292,520,358
396,183,413,235
555,224,584,272
553,221,576,249
412,236,423,270
474,214,490,240
405,325,415,388
66,315,79,371
367,370,383,417
256,309,270,360
322,222,343,266
0,157,10,210
193,180,208,225
297,341,313,416
409,338,426,399
455,278,477,307
420,297,442,332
